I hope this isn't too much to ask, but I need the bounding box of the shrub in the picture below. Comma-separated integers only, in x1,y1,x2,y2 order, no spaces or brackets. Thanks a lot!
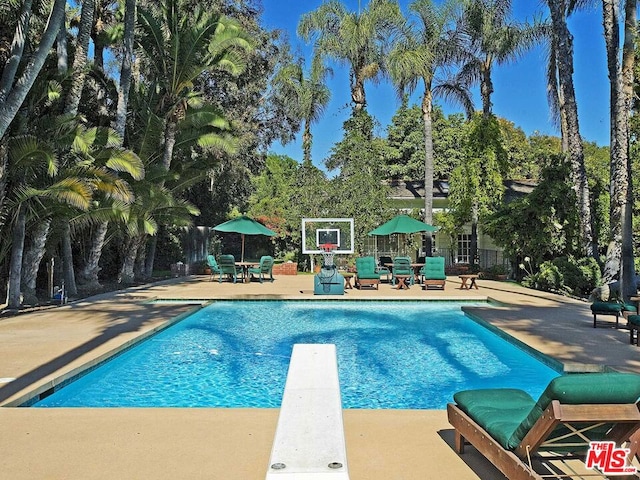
522,261,568,294
551,256,601,296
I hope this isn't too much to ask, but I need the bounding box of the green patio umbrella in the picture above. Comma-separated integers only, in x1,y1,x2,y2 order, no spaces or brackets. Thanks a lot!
368,215,438,257
212,216,276,262
368,214,438,236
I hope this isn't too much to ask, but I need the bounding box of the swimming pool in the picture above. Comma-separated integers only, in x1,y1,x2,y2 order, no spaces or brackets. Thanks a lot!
31,301,560,409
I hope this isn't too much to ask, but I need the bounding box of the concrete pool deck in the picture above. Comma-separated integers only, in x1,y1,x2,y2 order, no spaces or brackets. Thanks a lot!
1,273,640,479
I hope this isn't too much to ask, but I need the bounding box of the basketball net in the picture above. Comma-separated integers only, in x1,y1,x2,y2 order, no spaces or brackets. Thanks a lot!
319,243,337,268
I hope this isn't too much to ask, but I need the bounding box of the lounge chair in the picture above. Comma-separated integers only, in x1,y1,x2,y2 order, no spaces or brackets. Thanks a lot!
448,373,640,480
248,255,274,283
590,301,637,328
392,256,414,286
355,256,380,289
206,255,221,281
420,256,446,290
218,254,242,283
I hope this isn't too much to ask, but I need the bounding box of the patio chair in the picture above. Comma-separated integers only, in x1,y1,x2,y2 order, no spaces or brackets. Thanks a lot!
355,256,381,289
448,373,640,480
392,256,414,286
206,255,221,282
376,257,391,282
420,256,446,290
248,255,274,283
218,254,242,283
590,301,637,328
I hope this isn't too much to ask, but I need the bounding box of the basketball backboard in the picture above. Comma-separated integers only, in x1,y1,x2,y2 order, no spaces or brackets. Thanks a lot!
302,218,354,254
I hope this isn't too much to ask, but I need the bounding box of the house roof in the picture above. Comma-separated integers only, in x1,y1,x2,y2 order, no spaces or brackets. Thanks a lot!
385,179,536,202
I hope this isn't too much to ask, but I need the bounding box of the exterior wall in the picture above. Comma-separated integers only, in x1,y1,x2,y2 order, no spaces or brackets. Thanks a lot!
272,262,298,275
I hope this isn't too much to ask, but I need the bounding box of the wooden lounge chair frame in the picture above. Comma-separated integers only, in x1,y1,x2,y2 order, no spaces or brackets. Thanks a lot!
447,400,640,480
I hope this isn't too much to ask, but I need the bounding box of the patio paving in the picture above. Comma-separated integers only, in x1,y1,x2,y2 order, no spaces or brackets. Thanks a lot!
1,273,639,479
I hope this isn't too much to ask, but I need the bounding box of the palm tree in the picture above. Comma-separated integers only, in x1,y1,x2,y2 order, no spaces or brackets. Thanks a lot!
454,0,545,265
273,53,332,165
298,0,403,112
136,0,252,173
0,0,67,139
458,0,545,118
388,0,473,256
601,0,636,298
545,0,596,257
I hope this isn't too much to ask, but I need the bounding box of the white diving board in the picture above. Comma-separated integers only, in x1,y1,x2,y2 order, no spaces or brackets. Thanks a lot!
266,344,350,480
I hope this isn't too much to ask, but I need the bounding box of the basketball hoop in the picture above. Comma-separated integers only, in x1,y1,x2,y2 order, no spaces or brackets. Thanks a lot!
319,243,337,268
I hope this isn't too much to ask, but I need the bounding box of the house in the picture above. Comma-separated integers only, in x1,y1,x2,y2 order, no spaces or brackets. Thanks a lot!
366,179,536,269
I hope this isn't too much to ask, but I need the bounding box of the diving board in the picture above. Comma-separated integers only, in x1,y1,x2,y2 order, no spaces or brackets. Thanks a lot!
265,344,350,480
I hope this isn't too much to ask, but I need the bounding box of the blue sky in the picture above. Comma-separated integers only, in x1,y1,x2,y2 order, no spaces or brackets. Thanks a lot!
260,1,609,170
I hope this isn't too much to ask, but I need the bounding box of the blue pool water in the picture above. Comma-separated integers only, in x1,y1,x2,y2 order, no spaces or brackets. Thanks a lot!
32,301,560,409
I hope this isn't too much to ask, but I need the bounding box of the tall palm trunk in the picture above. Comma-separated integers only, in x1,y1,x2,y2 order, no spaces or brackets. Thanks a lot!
119,235,143,284
302,120,312,165
0,0,66,139
480,60,493,118
0,0,34,103
61,220,77,297
422,89,434,256
82,0,136,287
7,205,27,310
604,0,637,297
21,219,51,304
548,0,595,257
351,71,366,111
64,0,95,115
78,222,108,287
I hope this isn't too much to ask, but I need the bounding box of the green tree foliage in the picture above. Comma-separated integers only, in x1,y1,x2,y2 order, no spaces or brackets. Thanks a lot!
326,110,391,251
483,155,582,267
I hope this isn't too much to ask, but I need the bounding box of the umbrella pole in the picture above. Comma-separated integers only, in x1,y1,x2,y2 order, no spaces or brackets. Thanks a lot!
241,234,245,263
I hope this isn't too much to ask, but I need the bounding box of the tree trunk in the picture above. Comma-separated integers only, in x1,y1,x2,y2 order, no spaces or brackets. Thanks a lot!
302,120,312,165
422,89,434,256
7,205,27,310
0,0,34,104
114,0,136,140
144,234,157,279
548,0,595,257
0,141,7,212
351,70,366,111
619,0,637,299
480,60,493,118
61,220,78,297
21,219,51,304
64,0,95,116
56,17,68,75
78,221,108,288
119,235,141,284
0,0,66,139
162,119,177,171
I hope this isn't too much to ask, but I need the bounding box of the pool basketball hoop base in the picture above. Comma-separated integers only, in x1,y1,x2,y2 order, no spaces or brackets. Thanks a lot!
313,243,345,295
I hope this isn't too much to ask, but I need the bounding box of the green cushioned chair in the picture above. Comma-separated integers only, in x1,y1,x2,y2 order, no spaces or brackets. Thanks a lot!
419,256,446,290
355,256,380,290
248,255,274,283
448,373,640,480
629,315,640,346
218,254,242,283
392,256,414,286
206,255,222,281
590,301,624,328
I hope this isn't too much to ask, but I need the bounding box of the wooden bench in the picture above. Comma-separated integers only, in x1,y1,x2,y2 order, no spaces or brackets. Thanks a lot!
266,344,350,479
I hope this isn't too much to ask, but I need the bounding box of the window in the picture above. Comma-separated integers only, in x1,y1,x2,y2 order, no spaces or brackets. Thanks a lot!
457,234,471,263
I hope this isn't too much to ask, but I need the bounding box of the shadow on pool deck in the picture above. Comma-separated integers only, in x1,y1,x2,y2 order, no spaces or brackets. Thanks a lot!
1,274,639,479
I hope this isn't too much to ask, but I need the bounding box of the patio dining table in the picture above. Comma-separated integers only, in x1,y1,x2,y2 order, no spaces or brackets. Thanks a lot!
236,261,258,283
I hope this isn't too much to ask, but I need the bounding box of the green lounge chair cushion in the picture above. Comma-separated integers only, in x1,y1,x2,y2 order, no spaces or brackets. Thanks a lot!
455,373,640,451
355,257,381,280
623,303,638,313
629,315,640,326
590,301,623,313
422,257,446,280
453,388,535,449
